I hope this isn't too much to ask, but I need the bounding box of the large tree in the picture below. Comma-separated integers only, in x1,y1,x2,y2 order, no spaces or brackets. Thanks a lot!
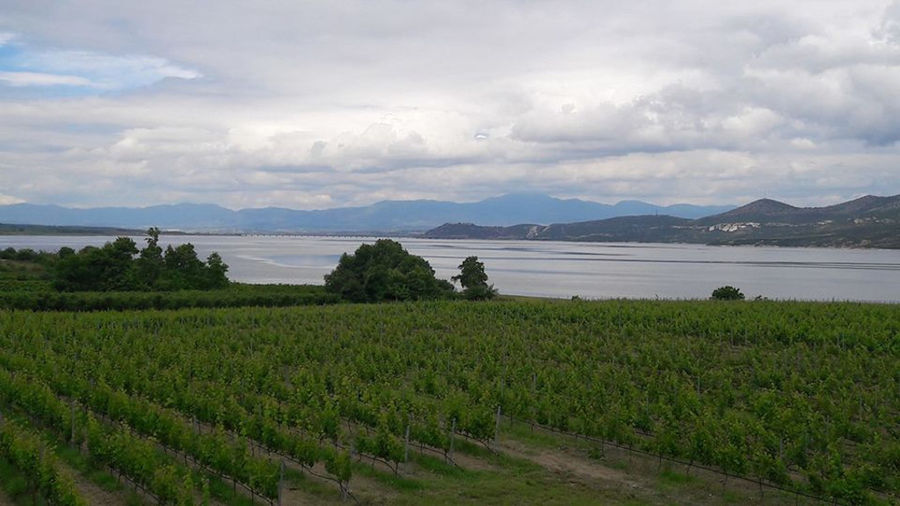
324,239,454,302
452,256,497,300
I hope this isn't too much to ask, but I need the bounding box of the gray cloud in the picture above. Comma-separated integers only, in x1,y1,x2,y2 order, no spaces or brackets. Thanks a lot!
0,0,898,209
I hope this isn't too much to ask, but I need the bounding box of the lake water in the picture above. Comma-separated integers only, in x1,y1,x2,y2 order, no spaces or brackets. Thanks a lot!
2,235,899,302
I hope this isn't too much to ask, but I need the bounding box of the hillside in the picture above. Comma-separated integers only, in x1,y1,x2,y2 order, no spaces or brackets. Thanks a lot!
425,194,900,248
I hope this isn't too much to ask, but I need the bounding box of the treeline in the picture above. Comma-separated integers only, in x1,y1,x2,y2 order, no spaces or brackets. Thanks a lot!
53,228,228,291
1,228,228,292
0,247,55,263
0,284,339,311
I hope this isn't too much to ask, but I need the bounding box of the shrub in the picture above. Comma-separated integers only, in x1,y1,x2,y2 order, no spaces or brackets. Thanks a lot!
324,239,455,303
711,285,745,300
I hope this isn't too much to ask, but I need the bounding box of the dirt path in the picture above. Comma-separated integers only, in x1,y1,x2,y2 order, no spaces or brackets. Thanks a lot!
501,438,633,483
58,461,131,506
497,437,656,501
495,435,815,505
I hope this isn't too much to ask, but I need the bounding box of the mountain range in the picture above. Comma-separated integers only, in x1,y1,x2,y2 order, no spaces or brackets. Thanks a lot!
0,194,732,233
424,194,900,249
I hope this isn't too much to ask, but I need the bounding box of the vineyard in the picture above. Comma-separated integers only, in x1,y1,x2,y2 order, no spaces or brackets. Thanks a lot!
0,299,896,504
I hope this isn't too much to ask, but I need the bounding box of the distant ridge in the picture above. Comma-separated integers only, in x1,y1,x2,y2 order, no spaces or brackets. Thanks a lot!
424,194,900,249
0,223,148,236
695,195,900,225
701,198,798,222
0,194,733,233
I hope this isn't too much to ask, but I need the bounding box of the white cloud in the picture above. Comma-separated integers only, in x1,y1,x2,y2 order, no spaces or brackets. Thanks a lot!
0,71,93,87
0,1,898,209
0,194,24,205
17,50,200,90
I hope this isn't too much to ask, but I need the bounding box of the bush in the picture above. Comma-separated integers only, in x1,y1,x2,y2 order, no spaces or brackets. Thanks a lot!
324,239,455,303
711,285,745,300
0,284,339,311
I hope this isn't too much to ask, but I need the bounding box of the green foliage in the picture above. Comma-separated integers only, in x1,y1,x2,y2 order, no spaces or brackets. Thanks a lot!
0,247,56,269
711,285,745,300
0,283,338,311
452,256,497,300
53,228,229,291
0,420,86,505
324,239,455,302
0,299,896,503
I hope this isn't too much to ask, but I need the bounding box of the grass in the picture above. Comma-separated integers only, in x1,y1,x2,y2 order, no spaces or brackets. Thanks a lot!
410,453,468,477
658,468,698,486
352,461,424,491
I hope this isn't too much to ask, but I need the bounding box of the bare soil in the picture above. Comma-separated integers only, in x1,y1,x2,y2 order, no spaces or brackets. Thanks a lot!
496,431,819,505
58,460,131,506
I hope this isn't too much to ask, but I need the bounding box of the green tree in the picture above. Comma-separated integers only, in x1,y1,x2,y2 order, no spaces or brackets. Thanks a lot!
452,256,496,300
104,237,139,290
204,252,229,289
711,285,745,301
324,239,454,302
54,238,139,291
135,227,164,288
159,244,206,290
52,228,229,292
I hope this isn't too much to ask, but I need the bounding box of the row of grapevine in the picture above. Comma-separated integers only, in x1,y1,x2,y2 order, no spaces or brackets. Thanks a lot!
0,417,85,506
0,365,202,503
0,299,896,503
0,352,352,499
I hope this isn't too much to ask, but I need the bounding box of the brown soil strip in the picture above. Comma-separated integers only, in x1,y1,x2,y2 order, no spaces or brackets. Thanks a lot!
0,489,14,506
57,460,131,506
497,436,819,505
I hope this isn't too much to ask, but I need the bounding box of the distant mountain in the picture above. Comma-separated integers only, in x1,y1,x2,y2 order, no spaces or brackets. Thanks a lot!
0,203,236,230
424,195,900,249
0,194,732,233
0,223,147,236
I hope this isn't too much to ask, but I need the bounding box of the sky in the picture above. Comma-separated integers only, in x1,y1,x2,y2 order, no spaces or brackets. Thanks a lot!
1,1,899,210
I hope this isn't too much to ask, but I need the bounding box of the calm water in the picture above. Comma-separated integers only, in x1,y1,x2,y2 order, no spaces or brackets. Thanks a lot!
3,235,899,302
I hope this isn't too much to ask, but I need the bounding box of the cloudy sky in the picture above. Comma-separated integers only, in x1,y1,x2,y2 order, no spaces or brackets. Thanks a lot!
1,1,899,210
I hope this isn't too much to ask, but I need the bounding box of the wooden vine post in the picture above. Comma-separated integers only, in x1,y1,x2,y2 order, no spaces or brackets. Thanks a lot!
277,460,285,506
494,405,502,448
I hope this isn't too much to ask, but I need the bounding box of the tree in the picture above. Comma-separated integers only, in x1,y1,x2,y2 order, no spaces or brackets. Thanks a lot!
324,239,454,302
135,227,164,288
711,285,745,301
53,228,229,292
104,237,140,290
54,239,138,291
204,252,229,289
452,256,496,300
159,244,206,290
